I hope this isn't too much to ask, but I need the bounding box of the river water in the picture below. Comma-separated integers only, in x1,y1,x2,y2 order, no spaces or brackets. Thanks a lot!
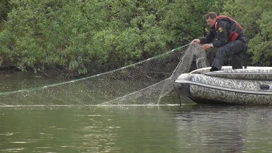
1,103,272,153
1,72,272,152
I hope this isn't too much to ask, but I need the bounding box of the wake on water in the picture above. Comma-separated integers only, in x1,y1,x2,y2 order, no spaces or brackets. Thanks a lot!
0,44,208,106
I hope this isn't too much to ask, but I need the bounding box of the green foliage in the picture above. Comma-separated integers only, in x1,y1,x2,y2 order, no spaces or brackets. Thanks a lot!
1,0,108,73
0,0,271,76
0,0,13,22
223,0,272,66
1,0,176,75
162,0,226,46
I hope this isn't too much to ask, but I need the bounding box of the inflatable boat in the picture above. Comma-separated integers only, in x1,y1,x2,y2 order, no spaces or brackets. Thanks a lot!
174,66,272,105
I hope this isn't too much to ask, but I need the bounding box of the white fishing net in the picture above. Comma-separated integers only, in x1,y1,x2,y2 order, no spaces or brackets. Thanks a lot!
0,44,207,106
102,44,208,105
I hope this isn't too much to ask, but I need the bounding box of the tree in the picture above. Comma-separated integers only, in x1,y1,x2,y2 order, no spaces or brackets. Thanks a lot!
161,0,226,47
0,0,109,74
0,0,239,76
0,0,13,22
223,0,272,66
0,0,174,75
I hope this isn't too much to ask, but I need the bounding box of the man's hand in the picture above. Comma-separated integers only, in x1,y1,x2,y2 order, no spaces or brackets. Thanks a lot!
202,44,213,50
191,39,200,44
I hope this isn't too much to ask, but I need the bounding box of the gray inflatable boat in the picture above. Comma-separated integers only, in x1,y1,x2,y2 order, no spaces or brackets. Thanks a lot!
175,66,272,105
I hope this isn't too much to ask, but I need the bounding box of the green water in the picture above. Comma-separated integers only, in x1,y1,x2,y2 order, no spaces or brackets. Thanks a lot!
0,71,65,93
1,72,272,153
1,104,272,153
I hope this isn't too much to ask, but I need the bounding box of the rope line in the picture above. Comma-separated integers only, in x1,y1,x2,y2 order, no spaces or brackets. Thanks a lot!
0,44,190,96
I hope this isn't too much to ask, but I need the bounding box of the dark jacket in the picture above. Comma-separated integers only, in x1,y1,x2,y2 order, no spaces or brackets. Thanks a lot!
200,16,246,47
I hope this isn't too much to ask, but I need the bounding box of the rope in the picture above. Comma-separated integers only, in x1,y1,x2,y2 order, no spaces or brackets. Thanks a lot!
0,43,190,96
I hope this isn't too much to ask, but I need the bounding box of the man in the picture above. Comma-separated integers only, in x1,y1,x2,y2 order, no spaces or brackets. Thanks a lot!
191,12,247,71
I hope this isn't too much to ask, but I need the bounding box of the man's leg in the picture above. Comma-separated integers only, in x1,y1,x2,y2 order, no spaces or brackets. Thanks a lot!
211,45,230,71
230,40,247,69
211,40,246,70
232,52,243,69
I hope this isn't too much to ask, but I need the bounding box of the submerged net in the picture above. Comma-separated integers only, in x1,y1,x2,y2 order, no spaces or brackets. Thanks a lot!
0,44,207,106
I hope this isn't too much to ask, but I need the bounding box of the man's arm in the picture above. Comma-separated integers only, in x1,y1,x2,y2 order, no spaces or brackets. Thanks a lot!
191,30,215,47
199,30,215,44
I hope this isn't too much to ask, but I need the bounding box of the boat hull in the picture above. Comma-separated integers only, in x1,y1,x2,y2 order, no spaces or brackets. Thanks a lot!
175,66,272,105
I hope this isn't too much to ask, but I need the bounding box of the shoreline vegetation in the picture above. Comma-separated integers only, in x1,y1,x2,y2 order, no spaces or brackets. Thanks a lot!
0,1,271,77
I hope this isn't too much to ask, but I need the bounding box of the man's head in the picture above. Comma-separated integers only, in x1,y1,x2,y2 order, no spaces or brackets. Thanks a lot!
205,12,217,27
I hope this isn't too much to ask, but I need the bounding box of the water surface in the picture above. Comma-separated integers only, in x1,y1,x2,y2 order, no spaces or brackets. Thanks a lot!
1,104,272,153
1,72,272,152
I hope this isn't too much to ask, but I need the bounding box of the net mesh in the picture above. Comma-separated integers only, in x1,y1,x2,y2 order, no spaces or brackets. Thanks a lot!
0,44,207,106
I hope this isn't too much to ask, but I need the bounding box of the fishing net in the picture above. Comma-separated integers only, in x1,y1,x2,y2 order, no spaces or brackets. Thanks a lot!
0,44,208,106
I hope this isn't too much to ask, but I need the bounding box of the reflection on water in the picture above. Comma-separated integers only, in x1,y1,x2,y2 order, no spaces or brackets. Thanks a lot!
175,104,272,153
0,106,179,153
0,71,66,92
1,103,272,152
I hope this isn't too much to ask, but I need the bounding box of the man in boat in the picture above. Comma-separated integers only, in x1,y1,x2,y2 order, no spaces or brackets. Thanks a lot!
191,12,247,71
